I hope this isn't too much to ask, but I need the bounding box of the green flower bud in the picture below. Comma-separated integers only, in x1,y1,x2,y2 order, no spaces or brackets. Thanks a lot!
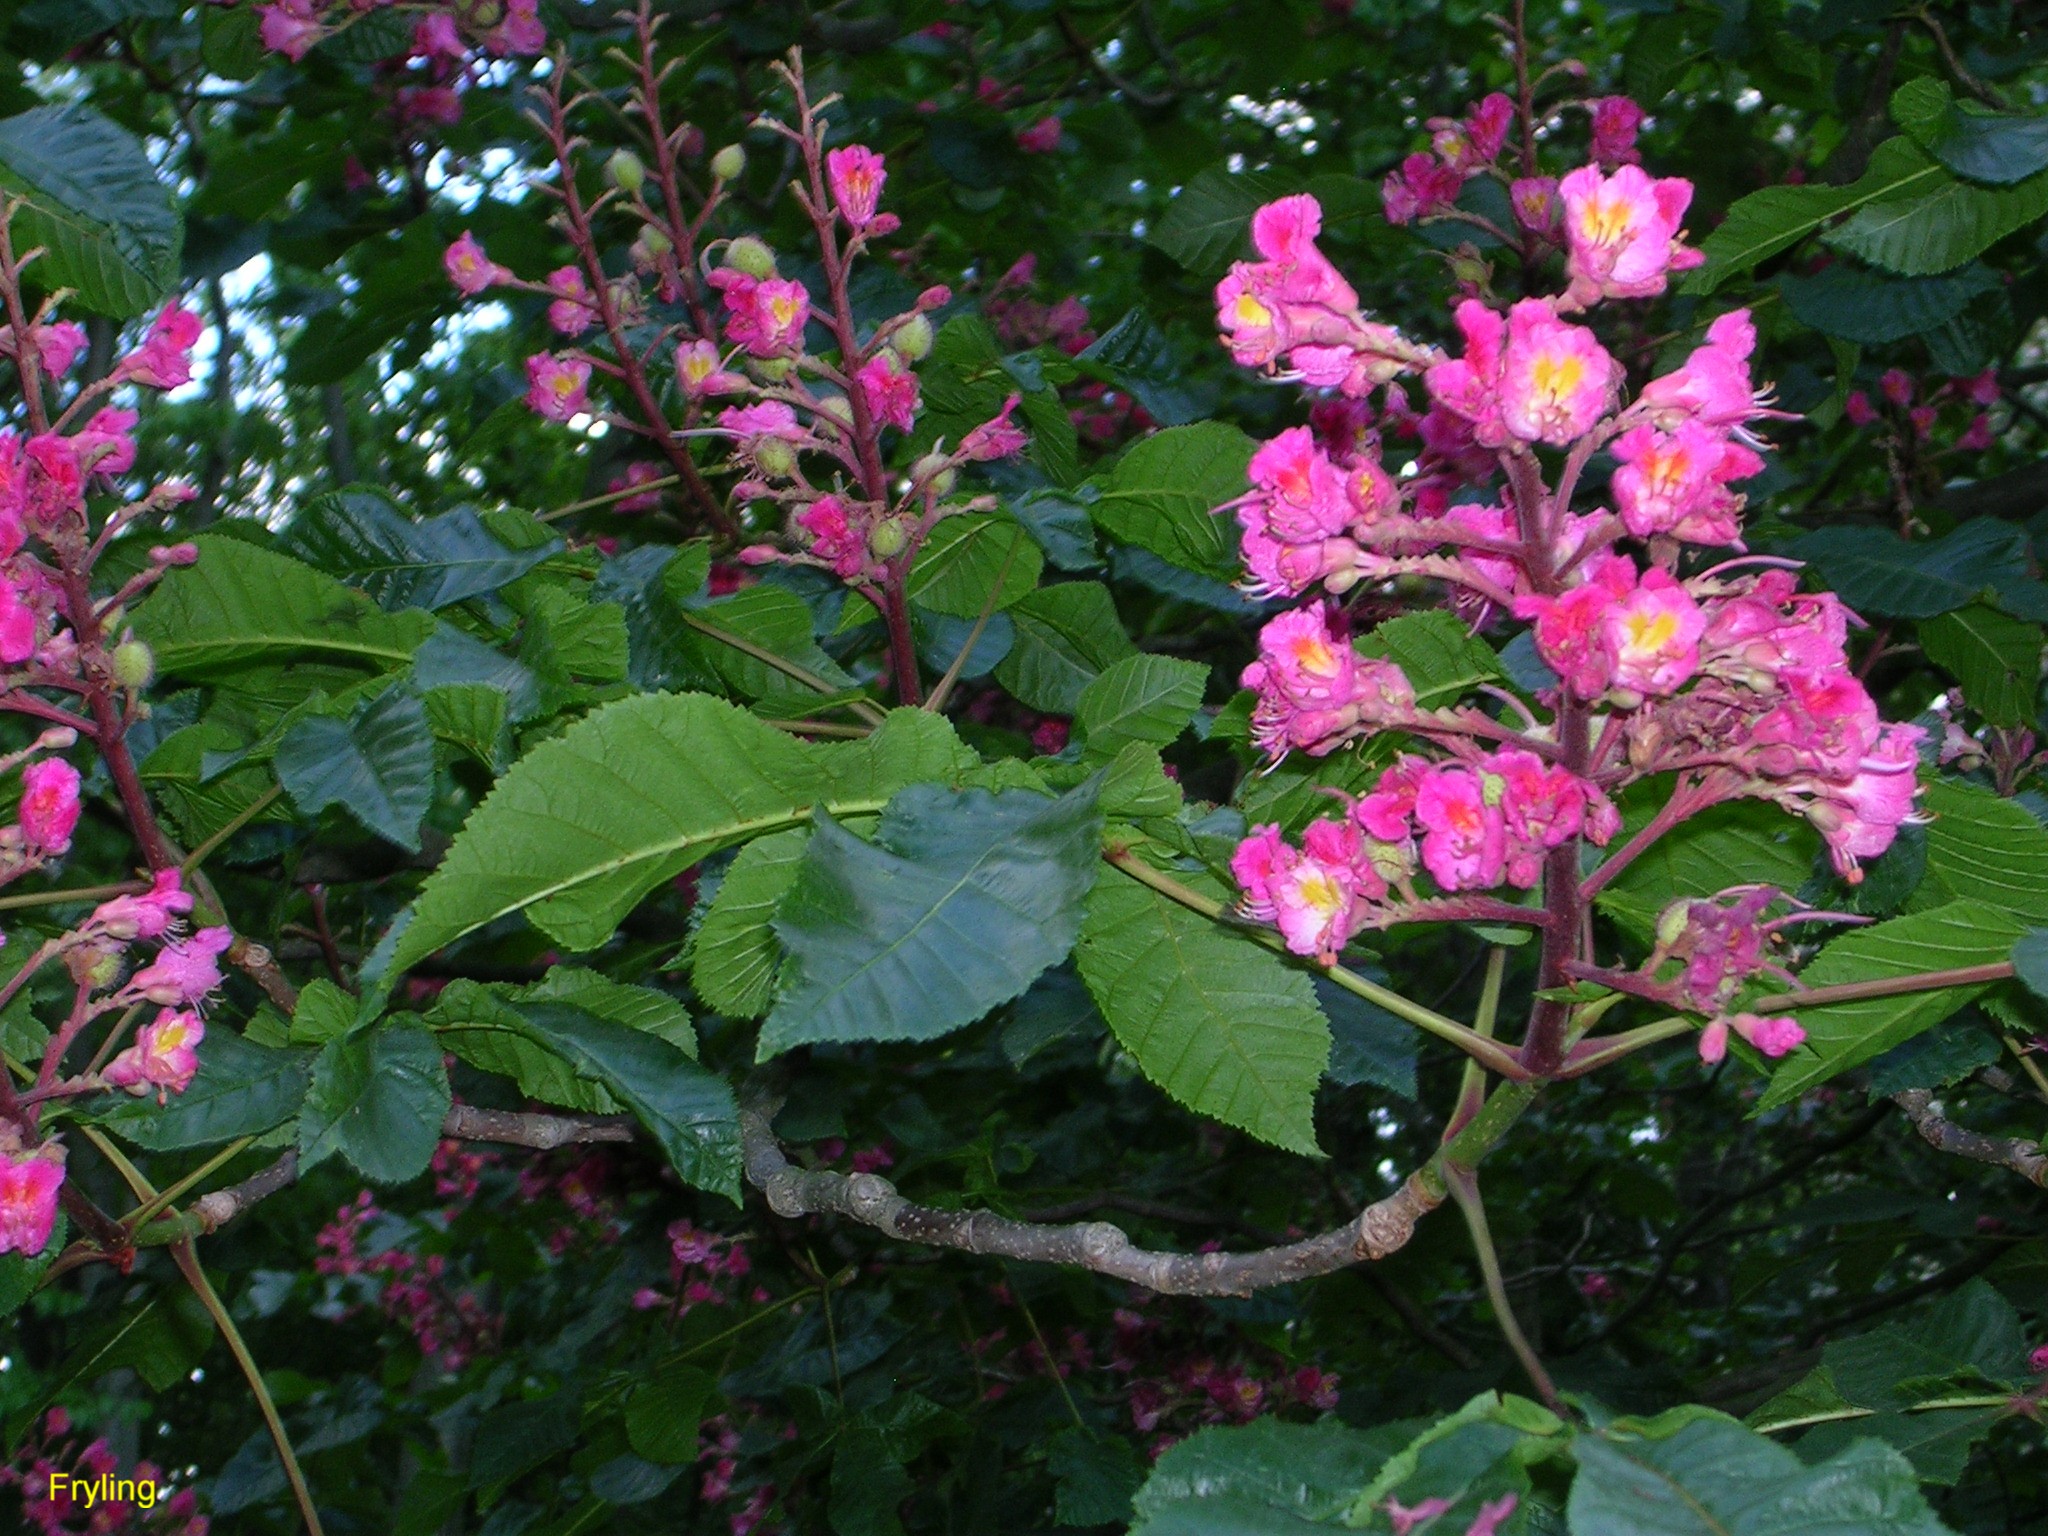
868,517,910,560
638,225,673,259
754,438,798,478
710,143,748,182
110,640,154,692
912,452,956,498
606,148,647,197
724,235,776,280
1655,900,1692,949
753,357,795,383
890,313,934,363
814,394,854,431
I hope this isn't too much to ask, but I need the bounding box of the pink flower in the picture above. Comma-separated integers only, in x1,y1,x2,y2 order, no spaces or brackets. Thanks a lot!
127,927,232,1007
718,400,804,452
607,462,667,513
2030,1344,2048,1374
1957,413,1995,452
1269,820,1370,961
30,322,87,377
0,1145,63,1257
854,351,920,433
1813,722,1926,879
524,354,591,422
1413,764,1507,891
675,338,746,399
1242,607,1413,757
1589,96,1644,165
74,408,140,478
1425,299,1510,446
89,869,193,941
0,576,38,665
1731,1012,1805,1058
1381,152,1463,225
1464,94,1515,163
1958,369,2000,406
708,271,810,358
414,12,465,60
1844,391,1876,427
1600,566,1704,699
443,233,509,298
1499,299,1620,445
18,758,79,854
115,303,202,390
960,394,1029,461
1514,553,1636,698
1510,176,1561,234
1466,1494,1520,1536
1492,749,1588,887
795,495,865,579
544,266,597,336
1610,419,1762,545
1636,309,1773,435
1879,367,1914,407
103,1008,205,1101
1244,427,1354,542
1559,164,1703,305
1016,116,1062,154
1385,1498,1454,1536
257,0,324,60
826,145,897,234
477,0,545,55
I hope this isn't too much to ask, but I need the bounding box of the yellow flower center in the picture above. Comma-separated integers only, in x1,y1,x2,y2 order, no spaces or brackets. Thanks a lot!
1284,634,1338,676
1622,609,1679,654
1296,867,1345,915
1232,291,1273,328
1530,350,1586,403
1581,193,1634,247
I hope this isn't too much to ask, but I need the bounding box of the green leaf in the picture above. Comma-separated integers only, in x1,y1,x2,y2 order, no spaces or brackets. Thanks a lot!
1825,1279,2027,1409
684,585,855,699
1132,1419,1393,1533
0,1212,64,1319
691,828,811,1017
509,1002,742,1201
282,488,562,611
427,980,618,1114
1569,1413,1951,1535
1865,1016,2004,1095
522,966,698,1055
2015,928,2048,1003
1074,864,1328,1156
1912,778,2048,920
1824,140,2048,276
844,516,1044,630
1597,797,1820,942
1894,77,2048,185
93,1030,312,1151
1076,654,1208,760
0,104,180,316
470,1394,579,1490
136,535,435,679
298,1021,452,1183
992,581,1139,714
521,585,630,687
1147,165,1297,274
1779,262,2001,345
1357,610,1505,707
761,781,1104,1055
1919,604,2043,728
1759,899,2031,1110
1687,136,1946,292
1048,1428,1146,1527
422,683,511,770
1076,308,1207,426
626,1365,714,1465
274,686,437,850
1790,518,2030,619
290,977,358,1046
398,694,849,966
830,1427,913,1536
1094,423,1255,580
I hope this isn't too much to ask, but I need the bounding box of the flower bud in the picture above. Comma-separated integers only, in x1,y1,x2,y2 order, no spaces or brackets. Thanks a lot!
1654,899,1692,950
606,149,647,197
724,236,776,279
638,225,673,259
813,394,854,431
911,451,956,497
1448,248,1491,290
110,640,154,692
915,285,952,311
754,438,798,478
710,143,747,182
868,517,910,560
890,314,934,362
753,357,794,383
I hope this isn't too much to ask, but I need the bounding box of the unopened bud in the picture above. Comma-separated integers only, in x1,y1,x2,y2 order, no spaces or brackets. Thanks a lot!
710,143,748,182
724,236,776,279
911,452,956,497
1447,248,1491,289
1655,900,1692,949
638,225,673,259
867,517,910,560
753,357,794,383
814,394,854,431
915,284,952,311
754,438,798,478
890,314,934,363
606,149,647,197
110,640,154,692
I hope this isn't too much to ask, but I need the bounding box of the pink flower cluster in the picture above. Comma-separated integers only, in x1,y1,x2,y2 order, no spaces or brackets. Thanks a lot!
0,1126,64,1258
1215,196,1435,398
2,1410,208,1536
631,1217,760,1317
315,1190,503,1372
1381,89,1642,231
1846,366,2000,453
257,0,542,65
1215,104,1925,1072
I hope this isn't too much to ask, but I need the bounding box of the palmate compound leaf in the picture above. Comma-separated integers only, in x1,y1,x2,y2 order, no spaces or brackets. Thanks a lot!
1074,862,1329,1156
297,1021,452,1185
758,780,1104,1055
273,684,437,851
282,487,562,611
393,696,979,969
